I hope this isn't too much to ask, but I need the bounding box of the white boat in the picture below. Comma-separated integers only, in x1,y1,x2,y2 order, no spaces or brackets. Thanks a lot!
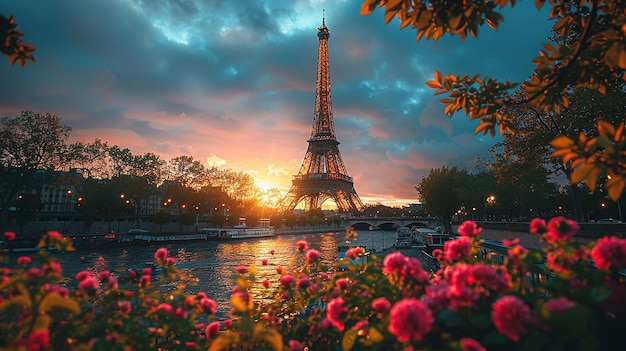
129,228,210,245
198,227,239,240
230,218,275,239
395,227,413,249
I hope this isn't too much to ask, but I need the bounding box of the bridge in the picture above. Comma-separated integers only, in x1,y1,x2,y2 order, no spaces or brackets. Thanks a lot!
345,217,442,231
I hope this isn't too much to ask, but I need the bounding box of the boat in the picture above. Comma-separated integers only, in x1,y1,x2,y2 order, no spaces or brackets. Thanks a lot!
412,227,440,248
230,217,275,239
420,232,456,260
198,227,239,240
66,232,133,249
395,227,413,249
129,228,210,245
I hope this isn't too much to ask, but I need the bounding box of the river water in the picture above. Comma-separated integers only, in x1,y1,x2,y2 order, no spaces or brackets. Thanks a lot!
6,229,402,321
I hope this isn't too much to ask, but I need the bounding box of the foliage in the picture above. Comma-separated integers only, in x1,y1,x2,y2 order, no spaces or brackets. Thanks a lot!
4,217,625,350
0,111,71,228
416,166,472,230
0,14,35,66
361,0,626,198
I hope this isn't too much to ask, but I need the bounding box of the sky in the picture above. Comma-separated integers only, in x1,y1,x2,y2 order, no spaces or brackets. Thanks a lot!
0,0,554,208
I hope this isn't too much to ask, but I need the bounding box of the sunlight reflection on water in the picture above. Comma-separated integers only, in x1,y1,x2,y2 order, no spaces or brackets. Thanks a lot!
13,230,397,320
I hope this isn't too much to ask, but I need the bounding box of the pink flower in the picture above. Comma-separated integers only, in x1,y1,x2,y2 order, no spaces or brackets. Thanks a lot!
591,236,626,270
296,276,312,291
288,340,305,351
443,236,472,262
457,221,482,237
154,248,168,260
383,252,407,275
75,270,91,281
346,246,365,259
326,297,348,331
491,296,530,341
545,216,579,243
460,338,486,351
296,240,308,252
205,321,220,338
156,303,173,314
336,278,349,290
3,231,16,240
388,298,433,343
47,231,62,240
280,274,294,286
371,297,391,312
118,300,131,314
543,297,575,313
165,257,176,265
223,319,233,329
235,265,247,274
21,330,49,351
305,249,321,261
200,297,217,314
529,218,547,234
79,276,99,291
17,256,31,265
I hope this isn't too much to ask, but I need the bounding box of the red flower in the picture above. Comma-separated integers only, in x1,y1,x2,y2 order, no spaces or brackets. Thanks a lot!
235,265,247,274
591,236,626,270
346,246,365,259
205,321,220,339
3,231,16,240
326,297,347,331
491,296,530,341
296,240,308,252
288,339,305,351
17,256,31,265
388,298,433,343
154,248,168,261
78,276,99,291
443,236,472,262
296,276,312,291
200,297,217,314
305,249,321,261
262,279,270,288
261,258,268,265
457,221,482,237
371,297,391,312
545,216,579,243
460,338,486,351
269,249,275,255
280,274,294,286
47,231,62,240
529,218,547,234
543,297,575,313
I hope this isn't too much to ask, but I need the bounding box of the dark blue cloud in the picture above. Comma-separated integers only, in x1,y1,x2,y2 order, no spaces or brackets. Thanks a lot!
0,0,554,206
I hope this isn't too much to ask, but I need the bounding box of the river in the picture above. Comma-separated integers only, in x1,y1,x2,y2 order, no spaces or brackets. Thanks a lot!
6,229,403,321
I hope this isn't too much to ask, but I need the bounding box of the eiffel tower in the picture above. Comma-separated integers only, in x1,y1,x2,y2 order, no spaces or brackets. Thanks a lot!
280,14,364,213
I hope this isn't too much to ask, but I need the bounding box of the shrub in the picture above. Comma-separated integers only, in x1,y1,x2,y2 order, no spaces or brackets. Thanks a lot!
1,217,625,350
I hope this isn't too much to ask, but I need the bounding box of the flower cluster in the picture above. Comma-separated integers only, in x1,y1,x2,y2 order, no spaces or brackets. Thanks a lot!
2,218,626,351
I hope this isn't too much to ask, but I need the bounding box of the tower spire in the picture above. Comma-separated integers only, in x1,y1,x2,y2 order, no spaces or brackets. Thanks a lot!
279,16,364,213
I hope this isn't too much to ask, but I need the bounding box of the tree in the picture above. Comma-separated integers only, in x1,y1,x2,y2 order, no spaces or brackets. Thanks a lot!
361,0,626,199
0,14,35,66
0,111,71,229
491,80,626,221
416,166,471,232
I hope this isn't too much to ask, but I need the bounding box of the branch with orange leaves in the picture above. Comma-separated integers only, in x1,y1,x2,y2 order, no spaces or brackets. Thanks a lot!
550,120,626,201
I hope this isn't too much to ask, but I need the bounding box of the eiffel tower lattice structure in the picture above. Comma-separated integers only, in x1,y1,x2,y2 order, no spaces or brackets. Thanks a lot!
280,15,364,213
